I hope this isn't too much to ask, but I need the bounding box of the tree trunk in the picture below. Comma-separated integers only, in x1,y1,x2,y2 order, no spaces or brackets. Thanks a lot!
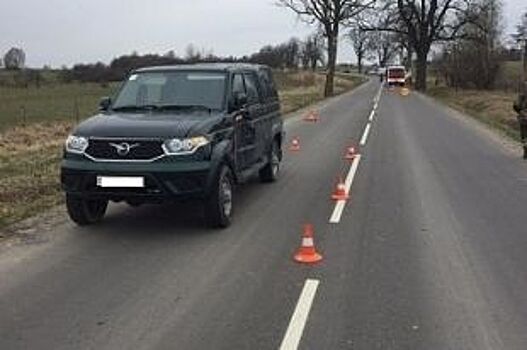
357,51,363,74
325,33,338,97
415,51,428,91
406,46,413,71
522,39,527,94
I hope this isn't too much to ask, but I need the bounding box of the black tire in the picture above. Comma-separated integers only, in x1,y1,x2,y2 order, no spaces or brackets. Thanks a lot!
205,165,234,228
66,194,108,226
259,140,280,183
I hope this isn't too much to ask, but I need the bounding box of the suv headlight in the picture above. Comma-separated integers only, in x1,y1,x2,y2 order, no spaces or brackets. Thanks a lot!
65,135,89,154
163,136,209,155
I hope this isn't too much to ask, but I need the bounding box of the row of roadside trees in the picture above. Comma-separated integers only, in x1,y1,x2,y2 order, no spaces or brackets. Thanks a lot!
0,34,325,88
3,1,526,94
278,0,527,94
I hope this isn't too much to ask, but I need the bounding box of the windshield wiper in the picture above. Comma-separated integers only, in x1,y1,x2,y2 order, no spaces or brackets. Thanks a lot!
112,104,216,113
112,104,161,112
156,104,214,113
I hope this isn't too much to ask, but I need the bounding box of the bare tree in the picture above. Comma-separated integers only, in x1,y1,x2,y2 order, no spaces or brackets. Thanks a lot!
284,38,302,68
348,25,372,73
278,0,374,96
301,32,325,70
359,5,407,66
366,0,477,90
3,47,26,70
370,30,400,67
513,11,527,92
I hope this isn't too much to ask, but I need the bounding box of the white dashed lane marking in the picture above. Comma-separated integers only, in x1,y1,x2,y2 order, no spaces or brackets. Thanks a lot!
279,279,320,350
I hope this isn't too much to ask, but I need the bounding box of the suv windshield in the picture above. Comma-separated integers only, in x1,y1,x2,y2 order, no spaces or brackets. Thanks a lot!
112,71,227,112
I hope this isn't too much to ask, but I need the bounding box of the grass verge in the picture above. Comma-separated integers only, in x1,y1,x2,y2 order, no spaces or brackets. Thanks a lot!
427,85,520,140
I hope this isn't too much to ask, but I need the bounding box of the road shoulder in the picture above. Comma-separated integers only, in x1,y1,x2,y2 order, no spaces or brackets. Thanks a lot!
415,91,522,158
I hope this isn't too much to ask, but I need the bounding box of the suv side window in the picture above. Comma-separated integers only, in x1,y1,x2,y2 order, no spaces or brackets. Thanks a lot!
264,69,278,100
257,69,277,102
256,71,270,101
243,72,260,105
232,73,245,95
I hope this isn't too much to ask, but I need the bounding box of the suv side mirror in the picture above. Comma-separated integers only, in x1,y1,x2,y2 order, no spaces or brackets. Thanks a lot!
233,92,248,110
99,97,112,111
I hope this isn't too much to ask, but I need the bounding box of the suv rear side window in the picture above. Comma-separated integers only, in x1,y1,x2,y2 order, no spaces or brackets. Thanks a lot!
257,69,278,102
243,73,260,105
232,73,245,95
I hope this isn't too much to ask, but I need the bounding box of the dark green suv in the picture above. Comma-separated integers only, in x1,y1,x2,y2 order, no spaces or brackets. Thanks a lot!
61,63,283,228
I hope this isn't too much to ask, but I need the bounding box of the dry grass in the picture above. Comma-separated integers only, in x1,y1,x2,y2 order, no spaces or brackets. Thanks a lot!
279,72,364,114
427,85,519,140
0,122,74,227
0,71,365,229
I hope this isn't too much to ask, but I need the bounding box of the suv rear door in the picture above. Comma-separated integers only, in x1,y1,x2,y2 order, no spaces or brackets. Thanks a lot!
231,72,257,171
255,68,280,158
242,71,267,165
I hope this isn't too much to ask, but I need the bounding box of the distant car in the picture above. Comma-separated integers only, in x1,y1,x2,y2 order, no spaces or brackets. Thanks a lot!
61,63,284,228
386,66,406,86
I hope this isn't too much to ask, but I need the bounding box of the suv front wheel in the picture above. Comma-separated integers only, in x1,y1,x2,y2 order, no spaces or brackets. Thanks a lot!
66,194,108,226
205,165,234,228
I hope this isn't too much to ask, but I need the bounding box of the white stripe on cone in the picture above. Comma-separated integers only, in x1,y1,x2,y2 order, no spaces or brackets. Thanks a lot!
302,237,314,247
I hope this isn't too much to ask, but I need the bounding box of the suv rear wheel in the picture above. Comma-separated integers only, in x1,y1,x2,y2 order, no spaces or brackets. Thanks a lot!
66,194,108,226
205,165,234,228
259,140,280,183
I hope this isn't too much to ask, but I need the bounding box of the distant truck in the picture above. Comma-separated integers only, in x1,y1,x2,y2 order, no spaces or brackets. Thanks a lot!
386,66,406,87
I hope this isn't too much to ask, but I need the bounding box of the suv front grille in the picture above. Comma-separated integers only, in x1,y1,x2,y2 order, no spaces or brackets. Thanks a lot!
85,138,165,161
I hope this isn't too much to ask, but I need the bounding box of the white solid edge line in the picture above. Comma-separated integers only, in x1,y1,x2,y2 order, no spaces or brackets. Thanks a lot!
360,123,371,146
329,155,362,224
279,279,320,350
368,110,375,121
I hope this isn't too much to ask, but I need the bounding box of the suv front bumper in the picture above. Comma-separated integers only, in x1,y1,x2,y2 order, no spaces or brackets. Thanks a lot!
61,158,214,202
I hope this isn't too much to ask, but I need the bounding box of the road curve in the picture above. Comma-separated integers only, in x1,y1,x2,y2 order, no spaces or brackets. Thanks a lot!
1,80,527,350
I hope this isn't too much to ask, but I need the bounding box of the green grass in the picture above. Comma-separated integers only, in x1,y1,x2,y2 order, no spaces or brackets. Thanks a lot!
0,82,117,131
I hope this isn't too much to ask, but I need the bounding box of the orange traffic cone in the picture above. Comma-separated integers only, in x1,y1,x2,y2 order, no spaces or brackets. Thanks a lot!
344,145,358,160
293,224,323,264
303,110,320,122
289,137,301,152
331,177,349,201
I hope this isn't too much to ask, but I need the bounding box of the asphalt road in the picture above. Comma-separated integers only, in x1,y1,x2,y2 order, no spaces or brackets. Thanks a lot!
2,79,527,349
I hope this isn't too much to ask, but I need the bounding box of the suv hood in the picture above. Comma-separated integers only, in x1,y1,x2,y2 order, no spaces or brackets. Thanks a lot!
75,111,223,139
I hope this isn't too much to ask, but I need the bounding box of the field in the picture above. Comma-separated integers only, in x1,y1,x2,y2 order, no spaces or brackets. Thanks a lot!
0,70,364,229
0,83,116,131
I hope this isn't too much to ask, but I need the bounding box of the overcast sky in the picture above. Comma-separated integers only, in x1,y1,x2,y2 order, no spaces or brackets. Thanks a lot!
0,0,525,68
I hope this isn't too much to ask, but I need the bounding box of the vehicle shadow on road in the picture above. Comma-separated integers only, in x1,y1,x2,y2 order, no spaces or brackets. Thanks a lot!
72,174,273,240
78,202,210,238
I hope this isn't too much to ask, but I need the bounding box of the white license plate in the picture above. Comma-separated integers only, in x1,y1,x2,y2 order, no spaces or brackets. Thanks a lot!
96,176,144,188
